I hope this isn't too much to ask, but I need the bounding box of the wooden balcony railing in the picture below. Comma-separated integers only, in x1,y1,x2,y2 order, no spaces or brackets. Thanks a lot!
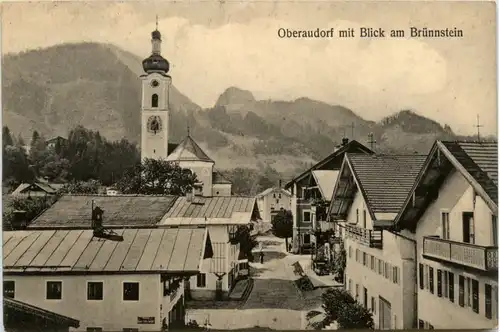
345,225,383,249
423,236,498,272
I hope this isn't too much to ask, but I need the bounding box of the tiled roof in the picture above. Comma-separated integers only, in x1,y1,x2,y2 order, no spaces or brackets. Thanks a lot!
312,170,339,201
256,187,291,198
348,154,427,213
3,228,208,274
212,170,232,185
160,196,259,225
4,297,80,328
166,135,213,162
11,182,59,196
441,141,498,205
29,195,178,229
285,140,373,188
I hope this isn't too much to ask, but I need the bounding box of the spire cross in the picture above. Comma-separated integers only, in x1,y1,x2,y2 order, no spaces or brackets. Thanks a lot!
187,124,190,136
156,15,159,30
368,132,377,150
475,114,483,142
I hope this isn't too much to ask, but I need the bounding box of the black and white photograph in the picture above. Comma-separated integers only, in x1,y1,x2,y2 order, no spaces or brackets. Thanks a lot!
1,1,498,331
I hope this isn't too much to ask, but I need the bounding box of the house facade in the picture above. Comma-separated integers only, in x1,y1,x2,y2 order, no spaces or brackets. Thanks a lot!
3,228,213,331
328,153,427,329
158,196,260,300
394,141,498,329
256,186,292,222
285,138,373,253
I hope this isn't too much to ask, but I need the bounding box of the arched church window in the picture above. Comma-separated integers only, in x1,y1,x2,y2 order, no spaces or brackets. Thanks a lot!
152,94,159,108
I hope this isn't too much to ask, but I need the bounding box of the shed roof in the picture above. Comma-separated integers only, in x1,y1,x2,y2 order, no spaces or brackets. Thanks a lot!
4,297,80,328
29,195,178,229
160,196,260,226
3,228,210,275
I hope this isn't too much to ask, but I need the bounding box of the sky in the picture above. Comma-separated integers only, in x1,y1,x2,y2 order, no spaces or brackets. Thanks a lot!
1,1,497,135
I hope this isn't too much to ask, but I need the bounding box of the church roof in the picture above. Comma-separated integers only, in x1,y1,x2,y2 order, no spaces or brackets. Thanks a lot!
167,135,214,163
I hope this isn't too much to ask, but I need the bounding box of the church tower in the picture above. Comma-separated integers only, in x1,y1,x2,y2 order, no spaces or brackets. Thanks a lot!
140,18,172,162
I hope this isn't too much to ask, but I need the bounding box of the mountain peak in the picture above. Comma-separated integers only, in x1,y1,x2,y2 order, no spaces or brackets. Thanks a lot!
215,86,256,107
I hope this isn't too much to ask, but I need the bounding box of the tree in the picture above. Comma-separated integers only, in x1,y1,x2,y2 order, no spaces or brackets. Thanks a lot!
321,288,356,322
3,126,13,147
115,158,198,195
271,209,293,250
337,301,374,329
333,241,347,283
3,195,59,230
235,225,259,262
3,145,35,188
60,180,101,195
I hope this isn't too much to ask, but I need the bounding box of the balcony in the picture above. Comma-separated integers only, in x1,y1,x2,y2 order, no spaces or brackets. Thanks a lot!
345,225,383,249
423,236,498,272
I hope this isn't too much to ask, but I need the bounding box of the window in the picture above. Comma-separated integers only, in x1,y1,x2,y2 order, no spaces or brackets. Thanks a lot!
355,284,359,299
363,252,367,266
466,277,472,307
443,271,449,298
441,211,450,239
458,276,465,307
392,266,399,284
273,193,276,198
279,194,282,199
384,262,390,279
429,267,434,294
472,279,479,313
87,282,103,301
371,296,376,313
448,272,455,303
348,246,352,258
362,210,367,229
276,199,279,204
197,273,206,288
303,211,311,222
46,281,62,300
356,209,359,223
419,263,424,289
355,249,359,262
492,215,498,246
437,269,442,297
123,282,139,301
378,260,383,275
370,256,375,271
3,281,14,298
151,94,159,108
348,279,352,292
303,234,311,244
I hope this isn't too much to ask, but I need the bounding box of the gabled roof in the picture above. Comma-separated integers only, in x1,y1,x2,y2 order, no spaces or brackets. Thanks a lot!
284,140,373,189
45,136,67,143
213,170,232,185
4,297,80,328
166,135,213,163
28,195,178,229
311,170,339,201
328,153,427,223
160,196,260,226
11,182,59,196
394,141,498,230
3,228,211,274
256,187,291,198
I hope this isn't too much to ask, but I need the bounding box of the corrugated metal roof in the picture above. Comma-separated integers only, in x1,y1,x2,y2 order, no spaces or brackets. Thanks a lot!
3,228,207,274
28,195,178,229
166,135,213,162
160,196,258,225
312,170,339,201
348,154,427,213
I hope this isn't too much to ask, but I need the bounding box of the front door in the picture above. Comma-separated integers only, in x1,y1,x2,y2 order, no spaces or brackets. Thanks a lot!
379,296,392,329
463,212,475,244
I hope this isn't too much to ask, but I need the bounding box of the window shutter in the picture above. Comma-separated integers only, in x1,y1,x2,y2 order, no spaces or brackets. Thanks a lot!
437,269,442,297
472,279,479,313
485,284,492,319
449,272,455,303
429,267,434,294
459,276,465,307
419,263,424,289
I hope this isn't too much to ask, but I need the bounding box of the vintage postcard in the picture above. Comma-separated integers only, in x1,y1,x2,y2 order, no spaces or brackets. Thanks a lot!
1,1,497,331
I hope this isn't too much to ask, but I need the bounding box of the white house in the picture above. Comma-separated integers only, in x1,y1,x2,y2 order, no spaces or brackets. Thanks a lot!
2,227,213,332
393,141,498,329
328,153,427,329
256,186,292,222
158,195,261,300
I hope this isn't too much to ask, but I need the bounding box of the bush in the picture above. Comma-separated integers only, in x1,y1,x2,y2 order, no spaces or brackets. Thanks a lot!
295,276,314,291
321,288,356,321
320,288,374,329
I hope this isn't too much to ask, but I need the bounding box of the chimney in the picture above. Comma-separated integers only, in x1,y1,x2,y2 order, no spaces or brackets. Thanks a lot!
187,190,193,202
11,210,27,230
342,137,349,146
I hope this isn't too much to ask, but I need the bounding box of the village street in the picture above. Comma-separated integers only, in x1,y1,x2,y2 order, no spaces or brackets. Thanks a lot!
186,235,324,330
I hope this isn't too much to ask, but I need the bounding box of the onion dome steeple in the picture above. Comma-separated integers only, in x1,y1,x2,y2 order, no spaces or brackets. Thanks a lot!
142,16,170,74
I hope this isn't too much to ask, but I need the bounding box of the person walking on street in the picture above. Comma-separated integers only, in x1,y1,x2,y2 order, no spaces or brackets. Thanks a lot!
259,250,264,264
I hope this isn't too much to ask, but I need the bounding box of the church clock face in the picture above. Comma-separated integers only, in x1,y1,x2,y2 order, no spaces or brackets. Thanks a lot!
147,116,162,134
150,80,160,88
